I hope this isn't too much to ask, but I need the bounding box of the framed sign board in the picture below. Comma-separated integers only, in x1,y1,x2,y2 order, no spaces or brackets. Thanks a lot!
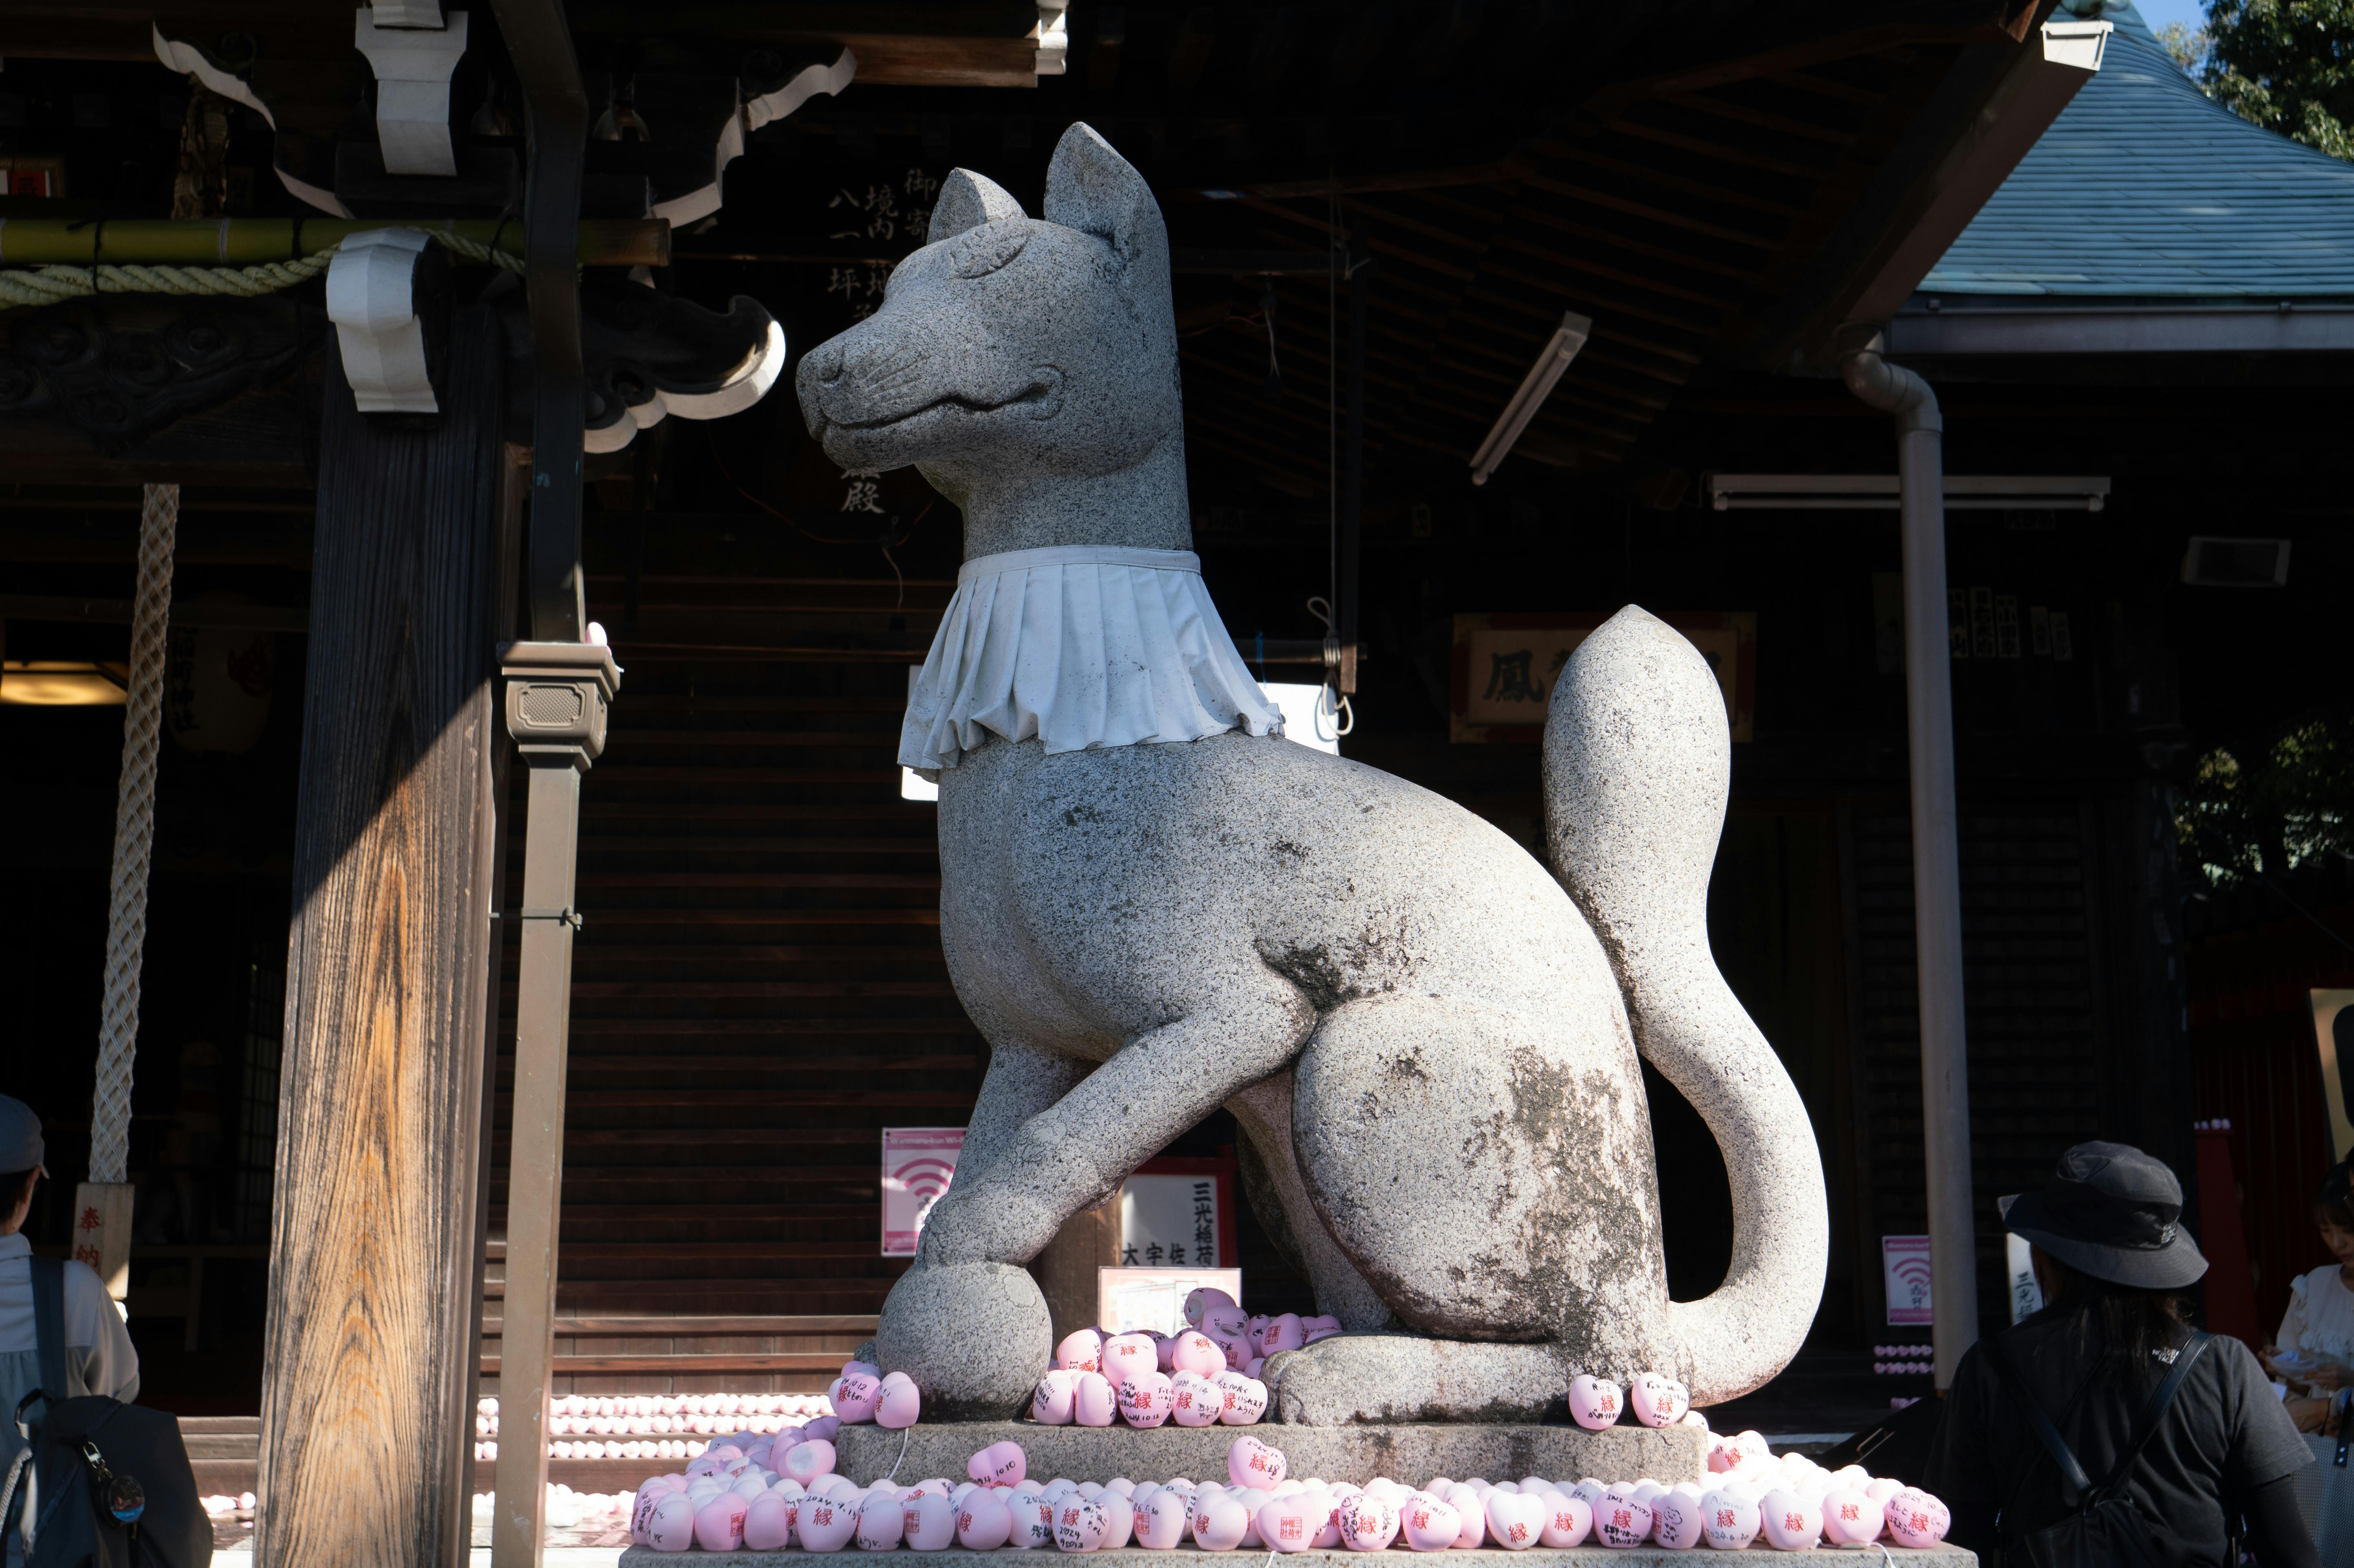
1882,1233,1933,1326
1097,1267,1245,1337
1450,611,1754,744
882,1128,964,1256
1115,1154,1238,1271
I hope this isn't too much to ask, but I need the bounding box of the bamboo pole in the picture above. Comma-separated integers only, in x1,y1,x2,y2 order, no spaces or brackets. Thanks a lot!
0,217,666,268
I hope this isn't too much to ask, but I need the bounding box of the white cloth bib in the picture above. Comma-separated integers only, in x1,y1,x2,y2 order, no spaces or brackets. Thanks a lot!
900,544,1284,773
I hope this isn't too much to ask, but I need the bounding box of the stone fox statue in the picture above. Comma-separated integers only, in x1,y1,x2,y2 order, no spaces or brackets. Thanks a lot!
796,123,1826,1424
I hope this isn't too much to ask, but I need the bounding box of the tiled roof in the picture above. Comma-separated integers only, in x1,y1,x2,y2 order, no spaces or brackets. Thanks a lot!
1920,0,2354,297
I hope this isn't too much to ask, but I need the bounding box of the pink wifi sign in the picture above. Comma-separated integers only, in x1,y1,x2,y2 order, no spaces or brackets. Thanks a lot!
883,1128,965,1256
1881,1234,1933,1326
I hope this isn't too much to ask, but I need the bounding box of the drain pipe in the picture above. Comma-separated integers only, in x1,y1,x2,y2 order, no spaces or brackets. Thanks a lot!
1837,323,1979,1390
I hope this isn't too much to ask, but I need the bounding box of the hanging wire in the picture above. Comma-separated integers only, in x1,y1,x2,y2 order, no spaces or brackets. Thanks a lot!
1324,178,1347,736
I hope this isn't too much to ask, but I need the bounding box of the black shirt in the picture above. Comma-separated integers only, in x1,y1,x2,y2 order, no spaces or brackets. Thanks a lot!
1927,1314,2313,1568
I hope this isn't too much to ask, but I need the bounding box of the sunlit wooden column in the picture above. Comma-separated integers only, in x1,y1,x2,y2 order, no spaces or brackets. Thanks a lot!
260,305,507,1568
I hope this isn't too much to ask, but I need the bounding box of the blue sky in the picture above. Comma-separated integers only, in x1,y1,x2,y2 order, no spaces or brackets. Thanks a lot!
2130,0,2208,32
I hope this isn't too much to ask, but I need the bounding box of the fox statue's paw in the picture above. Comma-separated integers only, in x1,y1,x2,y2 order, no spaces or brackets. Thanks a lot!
1263,1332,1572,1426
875,1260,1052,1419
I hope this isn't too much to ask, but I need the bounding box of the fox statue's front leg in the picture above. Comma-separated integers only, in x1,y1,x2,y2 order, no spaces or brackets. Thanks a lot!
876,982,1316,1417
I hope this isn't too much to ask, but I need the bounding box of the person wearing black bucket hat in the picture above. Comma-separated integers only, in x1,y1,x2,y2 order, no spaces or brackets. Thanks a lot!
1928,1141,2321,1568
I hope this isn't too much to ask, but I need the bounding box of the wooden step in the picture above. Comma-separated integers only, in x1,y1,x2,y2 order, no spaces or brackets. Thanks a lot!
571,835,934,849
492,1175,890,1205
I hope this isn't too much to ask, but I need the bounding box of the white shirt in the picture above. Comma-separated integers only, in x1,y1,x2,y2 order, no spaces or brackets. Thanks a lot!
2,1233,139,1561
2277,1261,2354,1370
0,1233,140,1403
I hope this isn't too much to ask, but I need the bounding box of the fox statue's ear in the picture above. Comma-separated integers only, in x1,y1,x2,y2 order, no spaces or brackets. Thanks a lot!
928,169,1027,244
1043,123,1169,287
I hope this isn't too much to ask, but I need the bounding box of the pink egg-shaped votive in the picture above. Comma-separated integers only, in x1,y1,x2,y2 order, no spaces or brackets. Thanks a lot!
833,1374,881,1425
1169,1370,1220,1427
693,1494,748,1553
1052,1496,1111,1552
1054,1328,1104,1372
1630,1371,1691,1429
1032,1369,1079,1426
956,1491,1014,1550
1699,1490,1760,1550
1072,1371,1117,1427
875,1370,921,1430
646,1493,697,1553
1169,1331,1226,1379
1594,1493,1653,1550
1008,1491,1056,1549
1819,1488,1884,1547
797,1494,859,1553
1228,1434,1288,1488
1399,1492,1461,1553
1884,1488,1950,1548
784,1438,836,1486
743,1491,796,1551
1339,1491,1400,1552
1540,1491,1595,1548
1758,1490,1821,1551
972,1438,1027,1487
1135,1488,1190,1549
1185,1286,1237,1326
1217,1374,1270,1426
903,1493,957,1551
1258,1492,1320,1554
1647,1490,1702,1550
1101,1333,1157,1383
1193,1492,1251,1552
1567,1374,1623,1431
1118,1370,1173,1429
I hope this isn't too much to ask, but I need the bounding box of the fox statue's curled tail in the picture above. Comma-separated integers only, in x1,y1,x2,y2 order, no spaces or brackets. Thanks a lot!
1546,606,1829,1406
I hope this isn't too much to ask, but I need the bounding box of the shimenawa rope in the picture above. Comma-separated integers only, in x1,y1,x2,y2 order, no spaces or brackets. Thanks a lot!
87,482,178,1185
0,231,526,312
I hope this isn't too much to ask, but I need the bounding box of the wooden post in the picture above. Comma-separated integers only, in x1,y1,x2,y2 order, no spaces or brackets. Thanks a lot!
260,305,507,1568
486,636,618,1568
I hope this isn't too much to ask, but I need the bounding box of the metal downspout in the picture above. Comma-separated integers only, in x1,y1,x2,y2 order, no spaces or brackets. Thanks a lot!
1837,323,1980,1390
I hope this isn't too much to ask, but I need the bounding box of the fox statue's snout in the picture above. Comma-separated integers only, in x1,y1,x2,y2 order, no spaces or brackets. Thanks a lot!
795,124,1183,498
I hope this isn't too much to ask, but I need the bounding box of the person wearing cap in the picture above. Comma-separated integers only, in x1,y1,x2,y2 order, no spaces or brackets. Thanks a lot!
1927,1141,2319,1567
0,1094,141,1409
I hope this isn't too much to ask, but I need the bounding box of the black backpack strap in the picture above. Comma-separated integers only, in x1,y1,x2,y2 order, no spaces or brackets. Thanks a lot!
1986,1335,2099,1500
2097,1331,2211,1493
27,1255,70,1408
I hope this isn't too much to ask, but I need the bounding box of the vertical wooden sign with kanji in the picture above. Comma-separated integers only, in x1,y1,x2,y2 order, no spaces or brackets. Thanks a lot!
71,1180,135,1299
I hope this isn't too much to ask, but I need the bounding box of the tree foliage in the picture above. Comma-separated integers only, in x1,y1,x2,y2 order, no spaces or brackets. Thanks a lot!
2177,717,2354,883
2200,0,2354,161
2156,20,2211,71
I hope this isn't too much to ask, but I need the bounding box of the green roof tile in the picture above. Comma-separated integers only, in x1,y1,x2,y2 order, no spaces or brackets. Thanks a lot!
1920,0,2354,297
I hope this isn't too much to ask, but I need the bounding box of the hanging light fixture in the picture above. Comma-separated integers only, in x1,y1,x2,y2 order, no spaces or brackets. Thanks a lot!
1470,310,1591,486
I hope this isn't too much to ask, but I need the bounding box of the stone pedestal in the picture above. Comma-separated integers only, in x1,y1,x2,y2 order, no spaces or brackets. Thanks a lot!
619,1547,1975,1565
832,1423,1709,1489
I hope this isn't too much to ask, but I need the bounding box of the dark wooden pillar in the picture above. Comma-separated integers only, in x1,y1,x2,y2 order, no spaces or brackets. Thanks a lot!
1035,1196,1119,1347
261,306,506,1568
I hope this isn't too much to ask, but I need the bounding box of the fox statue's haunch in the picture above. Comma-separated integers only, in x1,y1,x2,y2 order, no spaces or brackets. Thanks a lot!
797,123,1827,1424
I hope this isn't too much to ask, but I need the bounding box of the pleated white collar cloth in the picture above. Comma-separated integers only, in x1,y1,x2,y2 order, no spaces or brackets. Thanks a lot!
900,543,1285,774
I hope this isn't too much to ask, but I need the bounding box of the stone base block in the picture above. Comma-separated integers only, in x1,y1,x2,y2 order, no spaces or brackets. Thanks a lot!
833,1423,1708,1489
619,1547,1973,1566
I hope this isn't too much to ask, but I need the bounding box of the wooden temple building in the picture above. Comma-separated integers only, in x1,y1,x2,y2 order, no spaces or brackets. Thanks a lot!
0,0,2349,1560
